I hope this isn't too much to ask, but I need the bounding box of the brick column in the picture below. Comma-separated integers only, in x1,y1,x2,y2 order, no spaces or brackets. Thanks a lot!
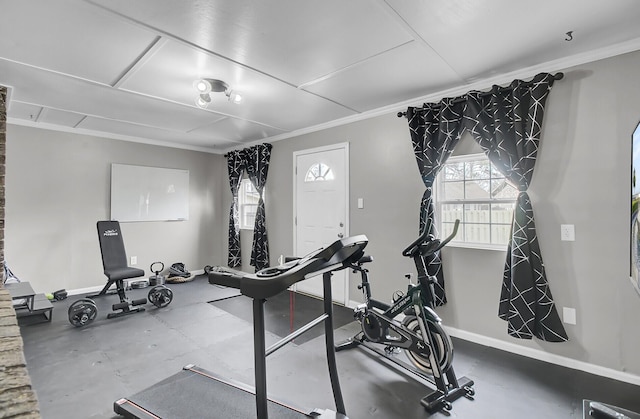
0,87,41,418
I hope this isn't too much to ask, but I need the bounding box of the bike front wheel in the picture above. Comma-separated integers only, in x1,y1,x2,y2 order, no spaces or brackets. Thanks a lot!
402,315,453,375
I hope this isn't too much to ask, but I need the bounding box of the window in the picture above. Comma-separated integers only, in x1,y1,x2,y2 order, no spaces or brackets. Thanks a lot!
238,178,262,229
436,154,517,249
305,162,334,182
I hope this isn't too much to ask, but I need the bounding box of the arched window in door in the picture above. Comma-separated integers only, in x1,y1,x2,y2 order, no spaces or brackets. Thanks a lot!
305,162,334,182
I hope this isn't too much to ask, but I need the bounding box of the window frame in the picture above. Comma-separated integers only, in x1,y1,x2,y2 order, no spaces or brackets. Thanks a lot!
435,153,516,251
238,178,262,230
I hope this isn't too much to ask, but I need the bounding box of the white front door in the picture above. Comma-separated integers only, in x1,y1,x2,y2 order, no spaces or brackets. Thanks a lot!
294,143,349,304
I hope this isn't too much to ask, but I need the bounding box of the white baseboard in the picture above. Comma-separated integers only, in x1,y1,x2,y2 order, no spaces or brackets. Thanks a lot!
67,269,206,296
347,299,360,309
67,285,105,296
444,325,640,386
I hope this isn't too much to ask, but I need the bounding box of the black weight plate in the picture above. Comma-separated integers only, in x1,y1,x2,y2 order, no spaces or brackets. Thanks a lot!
68,298,98,327
148,285,173,308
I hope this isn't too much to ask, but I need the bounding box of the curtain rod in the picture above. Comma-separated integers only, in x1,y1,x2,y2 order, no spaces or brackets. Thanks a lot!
396,72,564,118
223,142,272,158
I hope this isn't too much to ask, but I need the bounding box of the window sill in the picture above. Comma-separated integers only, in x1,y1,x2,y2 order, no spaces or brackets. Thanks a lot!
446,241,508,252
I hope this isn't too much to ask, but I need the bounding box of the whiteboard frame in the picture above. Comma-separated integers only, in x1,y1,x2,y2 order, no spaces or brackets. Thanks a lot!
110,164,189,222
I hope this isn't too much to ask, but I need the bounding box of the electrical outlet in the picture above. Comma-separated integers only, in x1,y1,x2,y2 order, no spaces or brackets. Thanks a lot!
563,307,576,325
560,224,575,241
130,256,137,265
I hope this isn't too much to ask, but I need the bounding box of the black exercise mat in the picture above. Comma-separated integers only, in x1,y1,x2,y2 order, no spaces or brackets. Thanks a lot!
206,284,242,302
209,291,354,345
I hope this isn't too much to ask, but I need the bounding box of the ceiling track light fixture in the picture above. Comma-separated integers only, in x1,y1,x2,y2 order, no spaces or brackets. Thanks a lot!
194,78,243,108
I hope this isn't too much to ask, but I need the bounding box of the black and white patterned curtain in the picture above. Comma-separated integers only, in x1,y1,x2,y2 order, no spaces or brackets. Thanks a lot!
0,86,5,283
407,99,465,306
226,150,244,268
244,143,272,270
464,73,568,342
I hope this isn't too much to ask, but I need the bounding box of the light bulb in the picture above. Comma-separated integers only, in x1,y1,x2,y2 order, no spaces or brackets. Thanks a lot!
228,90,243,104
195,93,211,109
194,79,212,94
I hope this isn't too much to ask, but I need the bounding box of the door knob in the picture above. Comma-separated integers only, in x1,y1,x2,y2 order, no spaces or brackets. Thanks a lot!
337,233,344,238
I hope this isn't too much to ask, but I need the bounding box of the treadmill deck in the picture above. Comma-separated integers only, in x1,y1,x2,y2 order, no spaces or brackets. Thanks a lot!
114,365,345,419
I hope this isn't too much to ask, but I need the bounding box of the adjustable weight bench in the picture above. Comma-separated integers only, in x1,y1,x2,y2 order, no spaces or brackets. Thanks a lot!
67,221,174,327
93,220,147,319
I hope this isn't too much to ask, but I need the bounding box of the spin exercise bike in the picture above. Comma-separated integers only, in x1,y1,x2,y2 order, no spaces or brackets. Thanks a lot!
336,219,474,413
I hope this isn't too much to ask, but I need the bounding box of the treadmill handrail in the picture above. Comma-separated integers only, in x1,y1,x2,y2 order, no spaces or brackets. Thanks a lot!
209,235,368,299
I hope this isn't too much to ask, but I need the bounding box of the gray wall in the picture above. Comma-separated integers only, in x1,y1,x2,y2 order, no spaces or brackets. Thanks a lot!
250,50,640,377
5,125,226,293
6,49,640,379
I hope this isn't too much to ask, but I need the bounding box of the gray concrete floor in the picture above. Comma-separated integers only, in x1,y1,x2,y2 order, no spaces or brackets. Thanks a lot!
18,276,640,419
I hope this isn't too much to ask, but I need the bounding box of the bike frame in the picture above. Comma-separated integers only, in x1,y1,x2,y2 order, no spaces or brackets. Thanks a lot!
358,257,441,326
337,220,475,413
352,259,442,359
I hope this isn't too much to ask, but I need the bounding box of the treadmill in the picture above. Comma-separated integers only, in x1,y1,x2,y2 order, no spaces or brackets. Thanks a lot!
114,235,369,419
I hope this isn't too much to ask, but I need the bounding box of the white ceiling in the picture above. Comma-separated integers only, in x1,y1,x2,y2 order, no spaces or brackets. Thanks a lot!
2,0,640,154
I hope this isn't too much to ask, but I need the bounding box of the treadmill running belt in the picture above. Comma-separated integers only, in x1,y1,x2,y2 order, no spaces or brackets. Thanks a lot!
115,366,308,419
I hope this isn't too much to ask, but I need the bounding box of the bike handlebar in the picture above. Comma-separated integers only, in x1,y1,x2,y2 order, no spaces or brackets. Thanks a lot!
401,219,460,258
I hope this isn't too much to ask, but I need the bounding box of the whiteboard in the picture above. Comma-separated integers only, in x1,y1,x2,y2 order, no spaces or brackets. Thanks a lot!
110,164,189,222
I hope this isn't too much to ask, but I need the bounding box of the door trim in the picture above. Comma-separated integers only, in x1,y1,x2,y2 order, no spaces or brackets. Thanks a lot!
292,142,350,303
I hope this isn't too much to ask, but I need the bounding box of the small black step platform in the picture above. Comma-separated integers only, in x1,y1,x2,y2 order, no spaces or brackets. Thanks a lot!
14,291,53,324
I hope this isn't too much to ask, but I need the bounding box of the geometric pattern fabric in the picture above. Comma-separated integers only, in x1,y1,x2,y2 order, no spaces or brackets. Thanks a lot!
465,73,567,341
245,143,272,271
225,143,273,271
407,98,466,306
226,150,245,268
405,73,567,341
498,192,568,341
0,87,4,286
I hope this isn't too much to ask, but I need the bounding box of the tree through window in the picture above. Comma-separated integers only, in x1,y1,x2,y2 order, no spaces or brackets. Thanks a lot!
437,153,517,248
